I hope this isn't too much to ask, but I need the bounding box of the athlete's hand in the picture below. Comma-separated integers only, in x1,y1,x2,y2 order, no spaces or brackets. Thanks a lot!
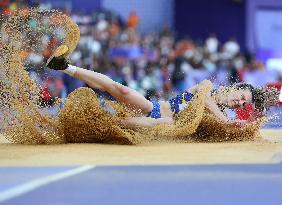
226,119,248,128
158,117,174,125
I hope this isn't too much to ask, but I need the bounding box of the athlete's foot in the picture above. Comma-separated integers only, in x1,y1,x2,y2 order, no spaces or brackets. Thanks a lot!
46,45,69,70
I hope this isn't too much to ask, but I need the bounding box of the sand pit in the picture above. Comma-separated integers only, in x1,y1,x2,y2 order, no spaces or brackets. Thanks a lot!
0,129,281,166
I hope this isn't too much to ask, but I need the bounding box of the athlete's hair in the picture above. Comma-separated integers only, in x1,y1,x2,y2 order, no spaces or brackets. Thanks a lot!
233,83,279,112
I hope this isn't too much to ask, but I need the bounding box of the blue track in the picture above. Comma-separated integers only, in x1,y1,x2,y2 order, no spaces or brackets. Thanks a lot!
1,163,282,205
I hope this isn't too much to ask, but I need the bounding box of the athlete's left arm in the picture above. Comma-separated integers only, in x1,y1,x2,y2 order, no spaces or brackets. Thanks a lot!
188,80,229,123
205,96,229,122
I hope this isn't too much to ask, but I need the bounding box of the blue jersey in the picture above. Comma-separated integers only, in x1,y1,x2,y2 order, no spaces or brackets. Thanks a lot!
148,91,194,119
168,91,194,114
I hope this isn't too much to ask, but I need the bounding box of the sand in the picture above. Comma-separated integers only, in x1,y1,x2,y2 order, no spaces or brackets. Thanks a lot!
0,129,281,166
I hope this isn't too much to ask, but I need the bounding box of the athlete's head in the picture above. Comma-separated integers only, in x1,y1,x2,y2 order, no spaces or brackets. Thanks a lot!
214,83,279,112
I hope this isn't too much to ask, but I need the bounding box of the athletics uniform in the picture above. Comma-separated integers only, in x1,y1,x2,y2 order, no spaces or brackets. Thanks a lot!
147,91,194,119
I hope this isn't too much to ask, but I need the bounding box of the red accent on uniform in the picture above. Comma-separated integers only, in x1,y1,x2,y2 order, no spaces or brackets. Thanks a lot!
236,103,254,120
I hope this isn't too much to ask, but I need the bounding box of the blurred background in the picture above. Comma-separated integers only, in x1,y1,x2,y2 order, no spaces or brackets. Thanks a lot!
0,0,282,126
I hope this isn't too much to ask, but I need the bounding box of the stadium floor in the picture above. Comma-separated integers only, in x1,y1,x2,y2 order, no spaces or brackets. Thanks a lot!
0,129,281,204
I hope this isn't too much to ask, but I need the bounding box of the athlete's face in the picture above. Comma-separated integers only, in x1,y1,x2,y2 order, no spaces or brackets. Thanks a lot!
221,89,253,109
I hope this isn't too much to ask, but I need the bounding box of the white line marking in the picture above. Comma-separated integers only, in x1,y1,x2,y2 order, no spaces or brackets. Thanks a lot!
272,153,282,163
0,165,95,203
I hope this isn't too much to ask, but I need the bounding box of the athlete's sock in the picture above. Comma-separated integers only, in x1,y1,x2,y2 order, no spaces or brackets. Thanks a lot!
61,65,78,77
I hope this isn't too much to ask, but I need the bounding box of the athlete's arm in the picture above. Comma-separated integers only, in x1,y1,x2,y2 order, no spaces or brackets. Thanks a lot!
184,80,247,126
187,80,227,121
205,97,248,127
120,117,174,129
205,96,229,122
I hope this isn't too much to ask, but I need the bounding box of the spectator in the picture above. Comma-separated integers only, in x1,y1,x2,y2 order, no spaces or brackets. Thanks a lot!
223,37,240,59
205,33,219,54
127,11,140,30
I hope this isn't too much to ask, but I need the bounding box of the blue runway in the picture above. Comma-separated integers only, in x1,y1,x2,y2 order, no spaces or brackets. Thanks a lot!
1,163,282,205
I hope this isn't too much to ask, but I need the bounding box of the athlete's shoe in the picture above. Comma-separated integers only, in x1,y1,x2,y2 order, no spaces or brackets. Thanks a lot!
46,45,69,70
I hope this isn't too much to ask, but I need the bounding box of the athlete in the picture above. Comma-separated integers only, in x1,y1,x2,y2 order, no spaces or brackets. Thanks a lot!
46,45,278,128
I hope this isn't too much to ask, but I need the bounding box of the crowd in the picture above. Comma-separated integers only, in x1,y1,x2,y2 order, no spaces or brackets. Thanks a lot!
60,11,281,102
1,0,281,107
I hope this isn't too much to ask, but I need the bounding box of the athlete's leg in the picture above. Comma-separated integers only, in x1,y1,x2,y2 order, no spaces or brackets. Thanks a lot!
47,45,153,114
73,66,153,114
